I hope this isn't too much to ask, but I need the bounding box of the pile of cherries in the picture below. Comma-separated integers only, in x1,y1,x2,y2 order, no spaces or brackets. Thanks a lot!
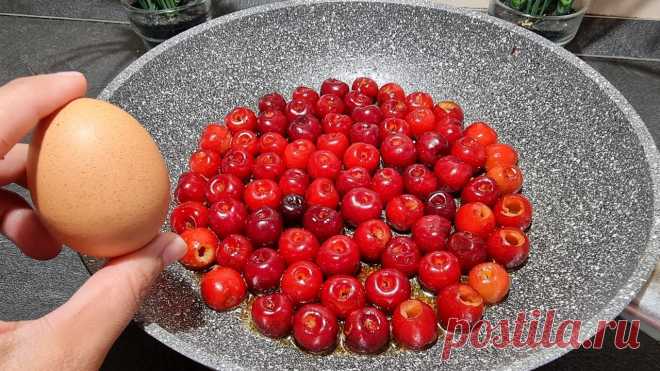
171,77,533,355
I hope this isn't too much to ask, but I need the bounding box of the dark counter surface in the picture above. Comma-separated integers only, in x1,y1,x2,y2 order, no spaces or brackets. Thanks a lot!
1,1,659,369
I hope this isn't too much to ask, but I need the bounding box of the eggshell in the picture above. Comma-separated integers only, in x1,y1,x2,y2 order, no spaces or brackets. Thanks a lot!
27,98,170,257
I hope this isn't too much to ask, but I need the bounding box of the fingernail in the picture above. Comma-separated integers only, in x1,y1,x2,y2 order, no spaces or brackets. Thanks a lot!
161,235,187,266
53,71,84,77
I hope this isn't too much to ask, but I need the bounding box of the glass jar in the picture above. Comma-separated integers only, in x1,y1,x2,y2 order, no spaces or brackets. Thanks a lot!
122,0,213,48
488,0,590,45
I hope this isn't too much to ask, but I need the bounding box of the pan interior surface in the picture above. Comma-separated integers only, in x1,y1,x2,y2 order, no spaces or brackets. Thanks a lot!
97,1,658,369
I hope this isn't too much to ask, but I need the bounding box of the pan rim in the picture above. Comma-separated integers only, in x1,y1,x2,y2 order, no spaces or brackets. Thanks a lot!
96,1,660,369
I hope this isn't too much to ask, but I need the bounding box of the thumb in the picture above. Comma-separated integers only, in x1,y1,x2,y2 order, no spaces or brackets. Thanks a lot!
38,232,186,368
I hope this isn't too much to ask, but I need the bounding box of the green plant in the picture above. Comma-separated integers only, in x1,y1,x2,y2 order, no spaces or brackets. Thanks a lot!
136,0,183,10
508,0,575,16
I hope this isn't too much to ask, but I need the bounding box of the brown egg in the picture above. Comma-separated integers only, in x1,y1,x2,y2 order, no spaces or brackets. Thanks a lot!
27,98,170,258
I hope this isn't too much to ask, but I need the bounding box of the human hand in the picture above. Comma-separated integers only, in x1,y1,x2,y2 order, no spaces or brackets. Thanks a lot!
0,73,186,371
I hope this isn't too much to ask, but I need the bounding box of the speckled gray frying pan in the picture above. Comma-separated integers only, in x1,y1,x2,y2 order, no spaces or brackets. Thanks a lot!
89,0,660,369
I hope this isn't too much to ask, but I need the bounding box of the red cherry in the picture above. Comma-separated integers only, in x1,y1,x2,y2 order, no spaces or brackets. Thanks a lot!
335,167,371,196
436,284,484,332
279,168,310,196
416,131,448,167
284,139,316,169
278,228,320,264
392,299,438,350
385,194,424,232
208,197,248,238
349,122,380,147
380,99,408,119
285,99,315,122
365,268,411,313
258,132,287,155
382,236,421,277
433,155,473,193
253,152,285,180
487,165,524,195
179,227,218,270
418,251,461,293
493,194,533,230
405,91,434,110
199,123,231,155
257,110,288,135
320,78,349,98
244,179,282,210
245,206,283,246
344,91,372,113
344,306,390,354
405,108,436,137
461,176,500,206
468,262,511,304
307,150,341,179
227,129,256,154
220,148,254,180
216,234,253,272
352,77,379,98
455,202,496,238
381,134,416,169
435,120,463,146
343,142,380,173
353,219,392,262
351,105,383,125
288,114,322,142
486,227,530,269
224,106,257,133
412,215,452,254
425,190,457,221
293,304,338,353
316,235,361,276
379,117,410,140
206,173,244,202
303,206,344,241
485,143,519,170
251,293,294,338
464,121,498,146
189,149,220,178
170,201,208,234
433,100,464,125
306,178,340,209
175,172,207,203
244,247,286,293
321,113,353,135
258,92,287,113
403,164,438,200
231,130,259,156
201,266,247,311
316,94,346,117
321,275,366,319
446,231,488,273
377,82,405,104
341,187,383,227
451,136,486,169
281,261,324,305
316,132,350,159
292,86,320,106
371,168,404,204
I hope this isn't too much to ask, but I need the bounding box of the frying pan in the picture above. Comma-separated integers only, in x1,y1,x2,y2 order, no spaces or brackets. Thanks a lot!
87,0,660,369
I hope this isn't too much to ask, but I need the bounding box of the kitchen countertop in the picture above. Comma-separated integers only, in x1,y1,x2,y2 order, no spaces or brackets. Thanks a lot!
1,1,659,370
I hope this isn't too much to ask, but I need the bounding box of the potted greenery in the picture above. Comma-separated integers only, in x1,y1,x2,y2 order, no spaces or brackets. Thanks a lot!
488,0,590,45
122,0,213,48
